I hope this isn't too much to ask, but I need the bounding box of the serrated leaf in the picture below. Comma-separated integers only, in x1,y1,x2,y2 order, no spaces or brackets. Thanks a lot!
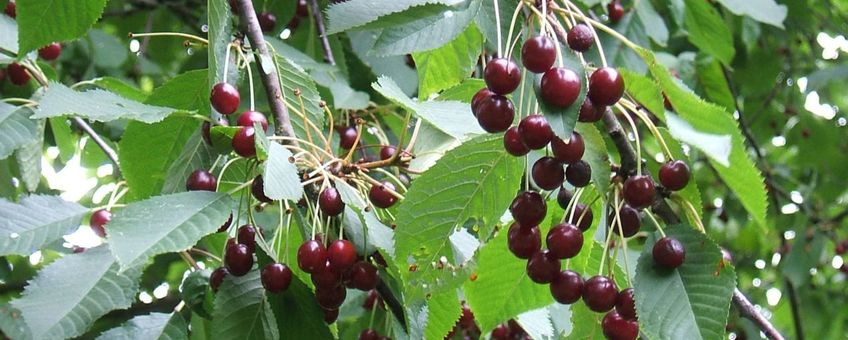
89,77,148,102
267,277,333,340
575,123,610,194
16,0,107,54
531,49,586,140
33,82,179,123
619,68,664,121
716,0,787,28
0,15,18,54
370,0,480,56
146,69,210,115
263,143,303,201
326,0,453,34
14,119,43,192
694,56,736,112
212,270,279,340
49,117,77,163
106,191,234,270
342,206,396,257
0,103,39,159
634,227,736,340
683,0,735,64
634,0,668,46
11,246,143,340
208,0,234,88
274,54,325,141
413,24,482,98
161,130,217,194
424,289,461,340
437,78,486,102
120,117,199,200
516,308,554,340
96,312,188,340
665,113,732,166
0,195,88,256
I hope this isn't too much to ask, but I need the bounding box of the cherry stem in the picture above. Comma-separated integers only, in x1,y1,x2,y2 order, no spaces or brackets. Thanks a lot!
246,54,256,111
617,104,642,176
621,100,674,160
403,118,423,154
598,215,616,275
178,251,201,270
189,247,222,262
222,43,232,84
504,1,525,60
493,0,503,56
128,32,209,45
567,187,585,223
644,210,666,237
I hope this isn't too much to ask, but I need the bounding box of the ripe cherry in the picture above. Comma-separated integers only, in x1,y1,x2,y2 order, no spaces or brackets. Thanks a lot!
507,223,541,259
347,261,379,290
38,43,62,61
518,114,554,149
567,24,594,52
232,126,257,157
90,209,111,238
312,260,342,288
653,237,685,269
609,205,640,238
569,203,593,232
578,98,604,123
186,170,217,191
328,239,357,272
237,224,257,252
258,12,277,32
492,324,510,340
459,303,476,329
550,269,584,304
659,160,690,191
369,181,398,208
503,127,530,156
588,67,625,106
337,126,358,149
210,267,228,292
557,188,573,210
261,263,293,293
359,329,379,340
237,110,269,131
295,0,309,16
476,95,515,133
319,187,345,216
315,284,347,310
532,156,564,190
4,1,14,18
484,58,521,94
616,288,637,321
7,63,30,85
540,67,581,108
602,311,638,340
582,275,618,312
363,290,384,310
509,191,547,227
551,132,585,164
297,239,329,273
622,175,656,209
566,160,592,187
379,145,397,160
210,82,240,115
521,36,556,73
471,88,495,116
526,249,561,284
225,242,254,276
251,175,273,203
546,223,583,259
323,308,339,323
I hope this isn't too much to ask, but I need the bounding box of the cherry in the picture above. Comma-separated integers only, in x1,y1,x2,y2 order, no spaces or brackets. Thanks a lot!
622,175,656,209
476,95,515,133
295,0,309,16
237,224,257,253
540,67,581,108
379,145,397,160
337,126,358,149
237,110,269,131
261,263,293,293
359,329,379,340
210,267,229,292
347,261,379,290
201,117,228,147
38,43,62,61
551,132,585,164
588,67,625,106
186,169,217,191
546,223,583,259
471,88,495,116
607,1,625,24
297,239,329,273
317,187,344,217
258,12,277,32
232,126,257,157
532,156,564,190
653,237,685,269
312,260,342,288
569,203,593,232
609,205,640,238
210,82,240,115
287,16,301,30
582,275,618,312
362,290,384,310
578,98,604,123
602,311,638,340
225,242,254,276
7,63,30,85
616,288,637,321
518,114,554,149
251,175,273,203
492,324,511,340
90,209,111,238
507,223,541,259
521,36,556,73
368,181,398,208
459,303,476,329
323,308,339,323
484,57,521,94
659,160,690,191
218,213,233,233
550,269,584,304
565,160,592,187
503,127,530,156
328,239,357,272
526,249,561,284
509,191,547,227
567,24,594,52
315,284,347,309
4,1,14,18
557,188,573,210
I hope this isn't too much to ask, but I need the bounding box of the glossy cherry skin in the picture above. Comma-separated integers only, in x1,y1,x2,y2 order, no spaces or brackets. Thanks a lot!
232,126,256,158
551,132,585,164
491,324,511,340
659,160,690,191
38,43,62,61
503,126,530,156
379,145,396,160
532,157,565,191
90,209,112,237
527,250,561,284
186,170,217,191
607,1,625,24
210,82,240,115
347,261,379,291
297,240,329,273
476,95,515,133
616,288,637,320
550,269,584,304
622,175,656,209
546,223,583,259
237,110,269,131
315,284,347,310
471,88,495,116
567,24,594,52
582,275,619,312
653,237,685,269
518,114,554,149
369,181,398,208
258,12,277,32
578,98,604,123
7,63,30,85
210,267,228,292
509,191,547,227
540,67,581,108
484,58,521,94
602,311,638,340
362,290,383,310
359,329,379,340
225,243,254,276
319,187,345,216
507,223,541,259
4,1,14,18
237,224,257,253
261,263,293,293
521,36,557,73
323,308,339,323
566,160,592,187
588,67,625,106
328,239,358,272
609,204,640,238
312,260,342,288
337,126,358,149
251,175,273,203
569,203,593,232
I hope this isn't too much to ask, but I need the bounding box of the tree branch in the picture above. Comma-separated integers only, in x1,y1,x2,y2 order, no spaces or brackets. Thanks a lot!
733,289,786,340
72,117,122,178
307,0,335,65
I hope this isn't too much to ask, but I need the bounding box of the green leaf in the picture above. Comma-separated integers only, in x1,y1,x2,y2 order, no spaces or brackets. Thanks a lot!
424,289,462,340
96,312,188,340
342,206,396,257
782,232,825,287
0,195,88,256
694,56,736,112
0,15,18,54
575,123,610,194
683,0,735,64
146,69,210,115
665,112,732,166
326,0,453,34
267,278,334,340
0,103,39,159
370,0,480,56
619,68,665,121
212,270,279,340
208,0,234,87
716,0,787,28
634,0,669,46
597,13,648,74
106,191,234,270
11,246,143,340
634,227,736,340
474,0,521,53
161,130,217,195
49,118,77,163
14,119,44,192
90,77,149,102
263,143,304,201
87,29,129,69
16,0,107,54
273,55,325,141
413,24,482,98
33,82,180,123
437,78,486,102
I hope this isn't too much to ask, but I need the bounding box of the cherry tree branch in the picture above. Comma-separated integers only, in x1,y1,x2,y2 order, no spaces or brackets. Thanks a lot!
307,0,336,65
733,289,786,340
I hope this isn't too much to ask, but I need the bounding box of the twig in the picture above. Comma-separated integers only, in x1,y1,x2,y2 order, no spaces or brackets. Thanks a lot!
307,0,335,65
732,289,786,340
375,279,407,330
72,117,122,177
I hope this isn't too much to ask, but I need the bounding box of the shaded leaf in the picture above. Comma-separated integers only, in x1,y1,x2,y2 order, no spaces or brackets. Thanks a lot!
211,270,279,340
263,143,304,201
683,0,735,64
16,0,107,54
326,0,454,34
0,195,88,256
0,103,39,159
161,130,217,194
371,0,481,56
96,312,188,340
33,82,179,123
716,0,787,28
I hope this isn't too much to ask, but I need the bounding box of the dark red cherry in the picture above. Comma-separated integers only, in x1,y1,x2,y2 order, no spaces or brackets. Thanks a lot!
4,1,14,18
379,145,397,160
323,308,339,323
186,170,217,191
518,114,554,149
337,126,358,149
7,63,30,85
210,82,240,115
359,329,379,340
484,58,521,94
551,132,585,164
347,261,379,290
578,98,604,123
616,288,637,320
521,36,556,73
609,205,640,238
546,223,583,259
503,126,530,156
459,303,476,329
607,1,625,24
567,24,594,52
237,224,257,253
622,175,656,209
328,239,357,272
588,67,624,106
476,95,515,133
312,260,342,288
362,290,384,310
509,191,547,227
569,203,593,232
232,126,256,157
659,160,690,191
261,263,293,293
492,324,511,340
258,12,277,32
532,156,565,190
557,188,573,210
38,43,62,61
653,237,685,269
315,284,347,309
540,67,581,108
295,0,309,16
251,175,273,203
507,223,541,259
550,269,584,304
237,110,269,131
582,275,618,312
471,88,495,116
210,267,229,292
526,250,561,284
566,160,592,187
319,187,345,216
369,181,398,208
225,243,254,276
90,209,111,238
297,240,329,273
602,311,638,340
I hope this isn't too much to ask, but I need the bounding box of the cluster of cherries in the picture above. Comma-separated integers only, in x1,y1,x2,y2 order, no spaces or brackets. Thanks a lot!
207,79,270,158
2,1,62,86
